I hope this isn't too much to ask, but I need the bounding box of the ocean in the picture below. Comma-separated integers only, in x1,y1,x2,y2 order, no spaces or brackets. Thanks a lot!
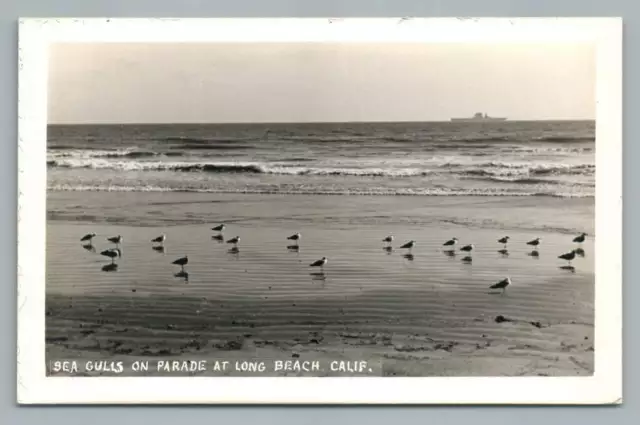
47,120,595,198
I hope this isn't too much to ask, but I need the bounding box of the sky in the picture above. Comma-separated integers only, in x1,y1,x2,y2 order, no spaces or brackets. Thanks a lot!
48,42,596,124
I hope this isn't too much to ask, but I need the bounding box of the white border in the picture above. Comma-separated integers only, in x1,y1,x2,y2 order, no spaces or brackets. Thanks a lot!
17,18,622,405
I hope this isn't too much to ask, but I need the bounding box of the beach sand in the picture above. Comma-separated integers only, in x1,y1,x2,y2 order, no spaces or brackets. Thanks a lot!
46,192,594,376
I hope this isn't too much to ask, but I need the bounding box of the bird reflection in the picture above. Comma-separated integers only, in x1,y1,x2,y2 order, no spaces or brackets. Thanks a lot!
575,248,586,258
152,246,166,254
211,234,224,243
174,270,190,282
227,247,240,259
82,243,96,253
287,245,300,252
528,250,540,258
443,250,456,258
382,246,393,255
498,249,509,257
310,272,326,282
101,263,118,272
403,253,415,261
559,265,576,273
461,256,473,264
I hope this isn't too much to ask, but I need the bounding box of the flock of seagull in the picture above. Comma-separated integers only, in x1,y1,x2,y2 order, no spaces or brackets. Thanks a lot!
79,224,589,295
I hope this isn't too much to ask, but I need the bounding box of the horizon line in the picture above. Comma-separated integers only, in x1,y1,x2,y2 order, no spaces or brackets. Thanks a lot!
47,118,596,126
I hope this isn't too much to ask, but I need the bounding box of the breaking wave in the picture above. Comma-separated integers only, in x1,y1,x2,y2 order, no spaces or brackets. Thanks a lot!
48,183,593,198
47,158,595,178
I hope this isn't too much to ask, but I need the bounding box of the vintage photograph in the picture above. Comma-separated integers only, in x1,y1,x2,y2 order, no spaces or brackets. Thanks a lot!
43,39,598,378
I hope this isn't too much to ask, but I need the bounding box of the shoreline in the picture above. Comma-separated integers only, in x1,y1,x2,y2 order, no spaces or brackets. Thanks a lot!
46,192,594,377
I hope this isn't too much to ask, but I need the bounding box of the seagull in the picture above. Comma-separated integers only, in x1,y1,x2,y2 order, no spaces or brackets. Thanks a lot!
382,235,394,245
107,235,123,246
460,244,474,252
526,237,541,248
573,232,587,243
151,234,166,244
498,236,510,248
309,257,328,269
172,256,188,271
212,224,226,232
287,233,301,244
226,236,241,246
80,233,96,243
400,240,416,251
443,237,458,248
100,248,121,264
490,277,511,295
558,250,577,265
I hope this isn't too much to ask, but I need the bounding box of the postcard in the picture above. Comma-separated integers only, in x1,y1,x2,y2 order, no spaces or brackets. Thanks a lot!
17,17,622,404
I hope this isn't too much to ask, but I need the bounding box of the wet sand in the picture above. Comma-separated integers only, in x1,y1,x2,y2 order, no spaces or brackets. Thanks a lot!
46,192,594,376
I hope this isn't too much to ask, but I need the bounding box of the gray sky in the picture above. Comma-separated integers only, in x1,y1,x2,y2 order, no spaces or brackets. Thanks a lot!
48,43,595,124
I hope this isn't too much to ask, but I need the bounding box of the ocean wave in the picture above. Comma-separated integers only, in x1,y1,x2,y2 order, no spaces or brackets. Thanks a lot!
48,183,593,198
47,158,595,178
49,149,160,159
534,135,595,143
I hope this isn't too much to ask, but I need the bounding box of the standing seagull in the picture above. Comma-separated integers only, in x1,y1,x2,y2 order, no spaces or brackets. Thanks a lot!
172,255,188,271
400,240,416,252
151,234,166,245
460,244,474,253
212,224,226,232
382,235,394,245
100,248,121,264
558,250,577,265
490,277,512,295
107,235,123,246
443,237,458,248
573,232,588,244
81,233,96,243
287,233,301,245
226,236,241,246
526,237,541,248
309,257,328,270
498,236,510,248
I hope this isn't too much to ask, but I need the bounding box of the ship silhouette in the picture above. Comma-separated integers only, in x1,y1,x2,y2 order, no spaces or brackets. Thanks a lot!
451,112,507,122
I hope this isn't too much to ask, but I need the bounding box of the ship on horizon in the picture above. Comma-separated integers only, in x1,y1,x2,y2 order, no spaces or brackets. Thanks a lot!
451,112,507,122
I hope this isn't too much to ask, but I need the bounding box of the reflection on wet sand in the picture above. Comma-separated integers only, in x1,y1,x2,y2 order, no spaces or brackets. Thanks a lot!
174,270,189,282
101,263,118,272
82,243,96,253
310,272,326,282
559,265,576,273
228,247,240,259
